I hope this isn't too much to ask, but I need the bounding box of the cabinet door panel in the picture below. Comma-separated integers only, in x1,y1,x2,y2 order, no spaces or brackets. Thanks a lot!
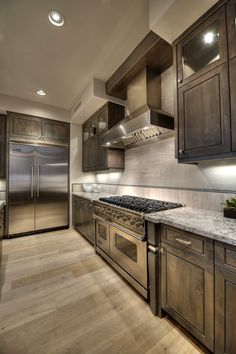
82,142,91,171
178,63,230,159
161,243,214,351
0,115,6,178
230,57,236,151
42,120,69,145
98,135,108,170
9,113,41,140
215,267,236,354
177,6,227,86
227,0,236,59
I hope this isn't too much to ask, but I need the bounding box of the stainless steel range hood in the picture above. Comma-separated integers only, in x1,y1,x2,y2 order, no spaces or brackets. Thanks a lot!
102,67,174,148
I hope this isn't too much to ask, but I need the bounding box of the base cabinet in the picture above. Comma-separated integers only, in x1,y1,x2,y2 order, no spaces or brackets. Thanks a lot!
215,267,236,354
160,226,214,351
215,241,236,354
0,115,6,178
73,196,94,244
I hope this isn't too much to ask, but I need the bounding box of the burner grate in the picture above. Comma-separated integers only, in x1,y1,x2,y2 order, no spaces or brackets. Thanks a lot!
99,195,182,213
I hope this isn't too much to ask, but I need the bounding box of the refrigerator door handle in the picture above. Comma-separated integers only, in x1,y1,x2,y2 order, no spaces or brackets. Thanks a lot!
37,166,40,198
31,166,34,199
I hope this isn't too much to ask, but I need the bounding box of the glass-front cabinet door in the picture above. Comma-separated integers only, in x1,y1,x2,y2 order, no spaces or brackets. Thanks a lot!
98,108,108,134
227,0,236,59
109,225,147,288
177,7,227,85
83,122,90,143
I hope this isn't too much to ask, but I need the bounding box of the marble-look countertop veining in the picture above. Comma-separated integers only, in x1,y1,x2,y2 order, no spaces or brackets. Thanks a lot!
145,207,236,246
0,200,6,210
72,192,116,201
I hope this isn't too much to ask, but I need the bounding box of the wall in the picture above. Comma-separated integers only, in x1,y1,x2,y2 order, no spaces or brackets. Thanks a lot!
90,66,236,212
0,93,70,122
149,0,218,44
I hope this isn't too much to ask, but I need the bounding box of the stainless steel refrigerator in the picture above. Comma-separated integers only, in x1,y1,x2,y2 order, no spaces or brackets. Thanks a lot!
8,143,69,236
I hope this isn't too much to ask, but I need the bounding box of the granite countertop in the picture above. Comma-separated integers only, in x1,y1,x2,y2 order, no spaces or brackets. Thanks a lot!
0,200,6,209
72,192,116,201
145,207,236,246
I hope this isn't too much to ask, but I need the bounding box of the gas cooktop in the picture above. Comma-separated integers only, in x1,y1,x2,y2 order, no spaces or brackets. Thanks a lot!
99,195,182,214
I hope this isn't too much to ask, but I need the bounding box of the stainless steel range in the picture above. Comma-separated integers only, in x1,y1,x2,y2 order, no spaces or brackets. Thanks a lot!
94,195,182,298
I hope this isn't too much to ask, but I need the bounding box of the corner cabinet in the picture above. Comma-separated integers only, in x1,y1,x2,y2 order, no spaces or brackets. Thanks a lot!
0,115,6,178
82,102,125,172
8,112,70,146
160,226,214,351
174,1,236,163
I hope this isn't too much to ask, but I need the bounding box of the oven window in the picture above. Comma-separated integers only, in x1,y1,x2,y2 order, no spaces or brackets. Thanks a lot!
98,224,107,240
115,233,137,262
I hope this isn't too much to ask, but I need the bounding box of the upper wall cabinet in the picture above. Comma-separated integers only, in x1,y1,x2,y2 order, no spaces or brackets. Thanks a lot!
8,112,70,146
82,102,125,172
227,0,236,59
0,115,6,178
230,57,236,151
174,1,236,163
176,7,227,87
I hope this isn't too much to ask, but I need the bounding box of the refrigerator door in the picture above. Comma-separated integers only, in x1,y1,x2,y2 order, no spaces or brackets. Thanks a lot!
9,144,35,235
35,146,69,231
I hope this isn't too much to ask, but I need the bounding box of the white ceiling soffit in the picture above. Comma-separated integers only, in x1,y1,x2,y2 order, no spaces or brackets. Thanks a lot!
71,79,125,124
149,0,219,44
0,0,149,110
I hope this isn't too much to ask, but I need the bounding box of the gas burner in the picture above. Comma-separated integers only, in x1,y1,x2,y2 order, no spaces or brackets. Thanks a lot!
99,195,182,214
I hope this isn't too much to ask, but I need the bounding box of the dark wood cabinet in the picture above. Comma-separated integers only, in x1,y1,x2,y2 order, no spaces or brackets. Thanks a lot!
178,63,231,160
176,6,227,87
82,102,125,172
9,112,41,141
160,226,214,351
230,57,236,151
174,1,236,163
0,207,4,266
227,0,236,59
72,196,94,244
42,119,69,145
215,241,236,354
8,112,70,146
0,115,6,178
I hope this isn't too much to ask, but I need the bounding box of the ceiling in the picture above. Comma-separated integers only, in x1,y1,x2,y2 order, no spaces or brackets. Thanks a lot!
0,0,149,110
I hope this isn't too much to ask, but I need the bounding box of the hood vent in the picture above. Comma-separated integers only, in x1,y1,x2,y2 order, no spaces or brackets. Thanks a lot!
102,67,174,148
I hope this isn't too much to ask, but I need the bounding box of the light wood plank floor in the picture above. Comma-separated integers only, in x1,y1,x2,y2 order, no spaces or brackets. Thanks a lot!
0,229,210,354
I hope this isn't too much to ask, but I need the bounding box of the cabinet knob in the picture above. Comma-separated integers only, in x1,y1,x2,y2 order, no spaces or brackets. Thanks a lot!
178,79,183,84
179,149,184,154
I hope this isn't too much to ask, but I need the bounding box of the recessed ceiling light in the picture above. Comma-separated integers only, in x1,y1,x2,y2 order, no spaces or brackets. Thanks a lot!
36,89,47,96
48,10,64,27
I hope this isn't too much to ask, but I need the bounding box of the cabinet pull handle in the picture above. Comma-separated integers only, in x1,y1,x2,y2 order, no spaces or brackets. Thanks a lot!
174,237,192,246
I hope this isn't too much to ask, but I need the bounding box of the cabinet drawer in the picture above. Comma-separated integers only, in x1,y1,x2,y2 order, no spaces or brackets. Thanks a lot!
161,225,213,261
215,241,236,273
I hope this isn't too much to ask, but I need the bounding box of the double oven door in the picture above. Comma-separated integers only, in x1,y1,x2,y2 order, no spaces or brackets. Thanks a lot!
96,217,147,289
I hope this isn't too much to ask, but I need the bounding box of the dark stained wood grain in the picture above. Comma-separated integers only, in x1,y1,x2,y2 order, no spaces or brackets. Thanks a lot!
161,227,214,351
215,266,236,354
0,115,6,178
230,57,236,151
227,0,236,59
176,6,228,87
106,31,173,99
82,102,125,172
178,63,231,160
